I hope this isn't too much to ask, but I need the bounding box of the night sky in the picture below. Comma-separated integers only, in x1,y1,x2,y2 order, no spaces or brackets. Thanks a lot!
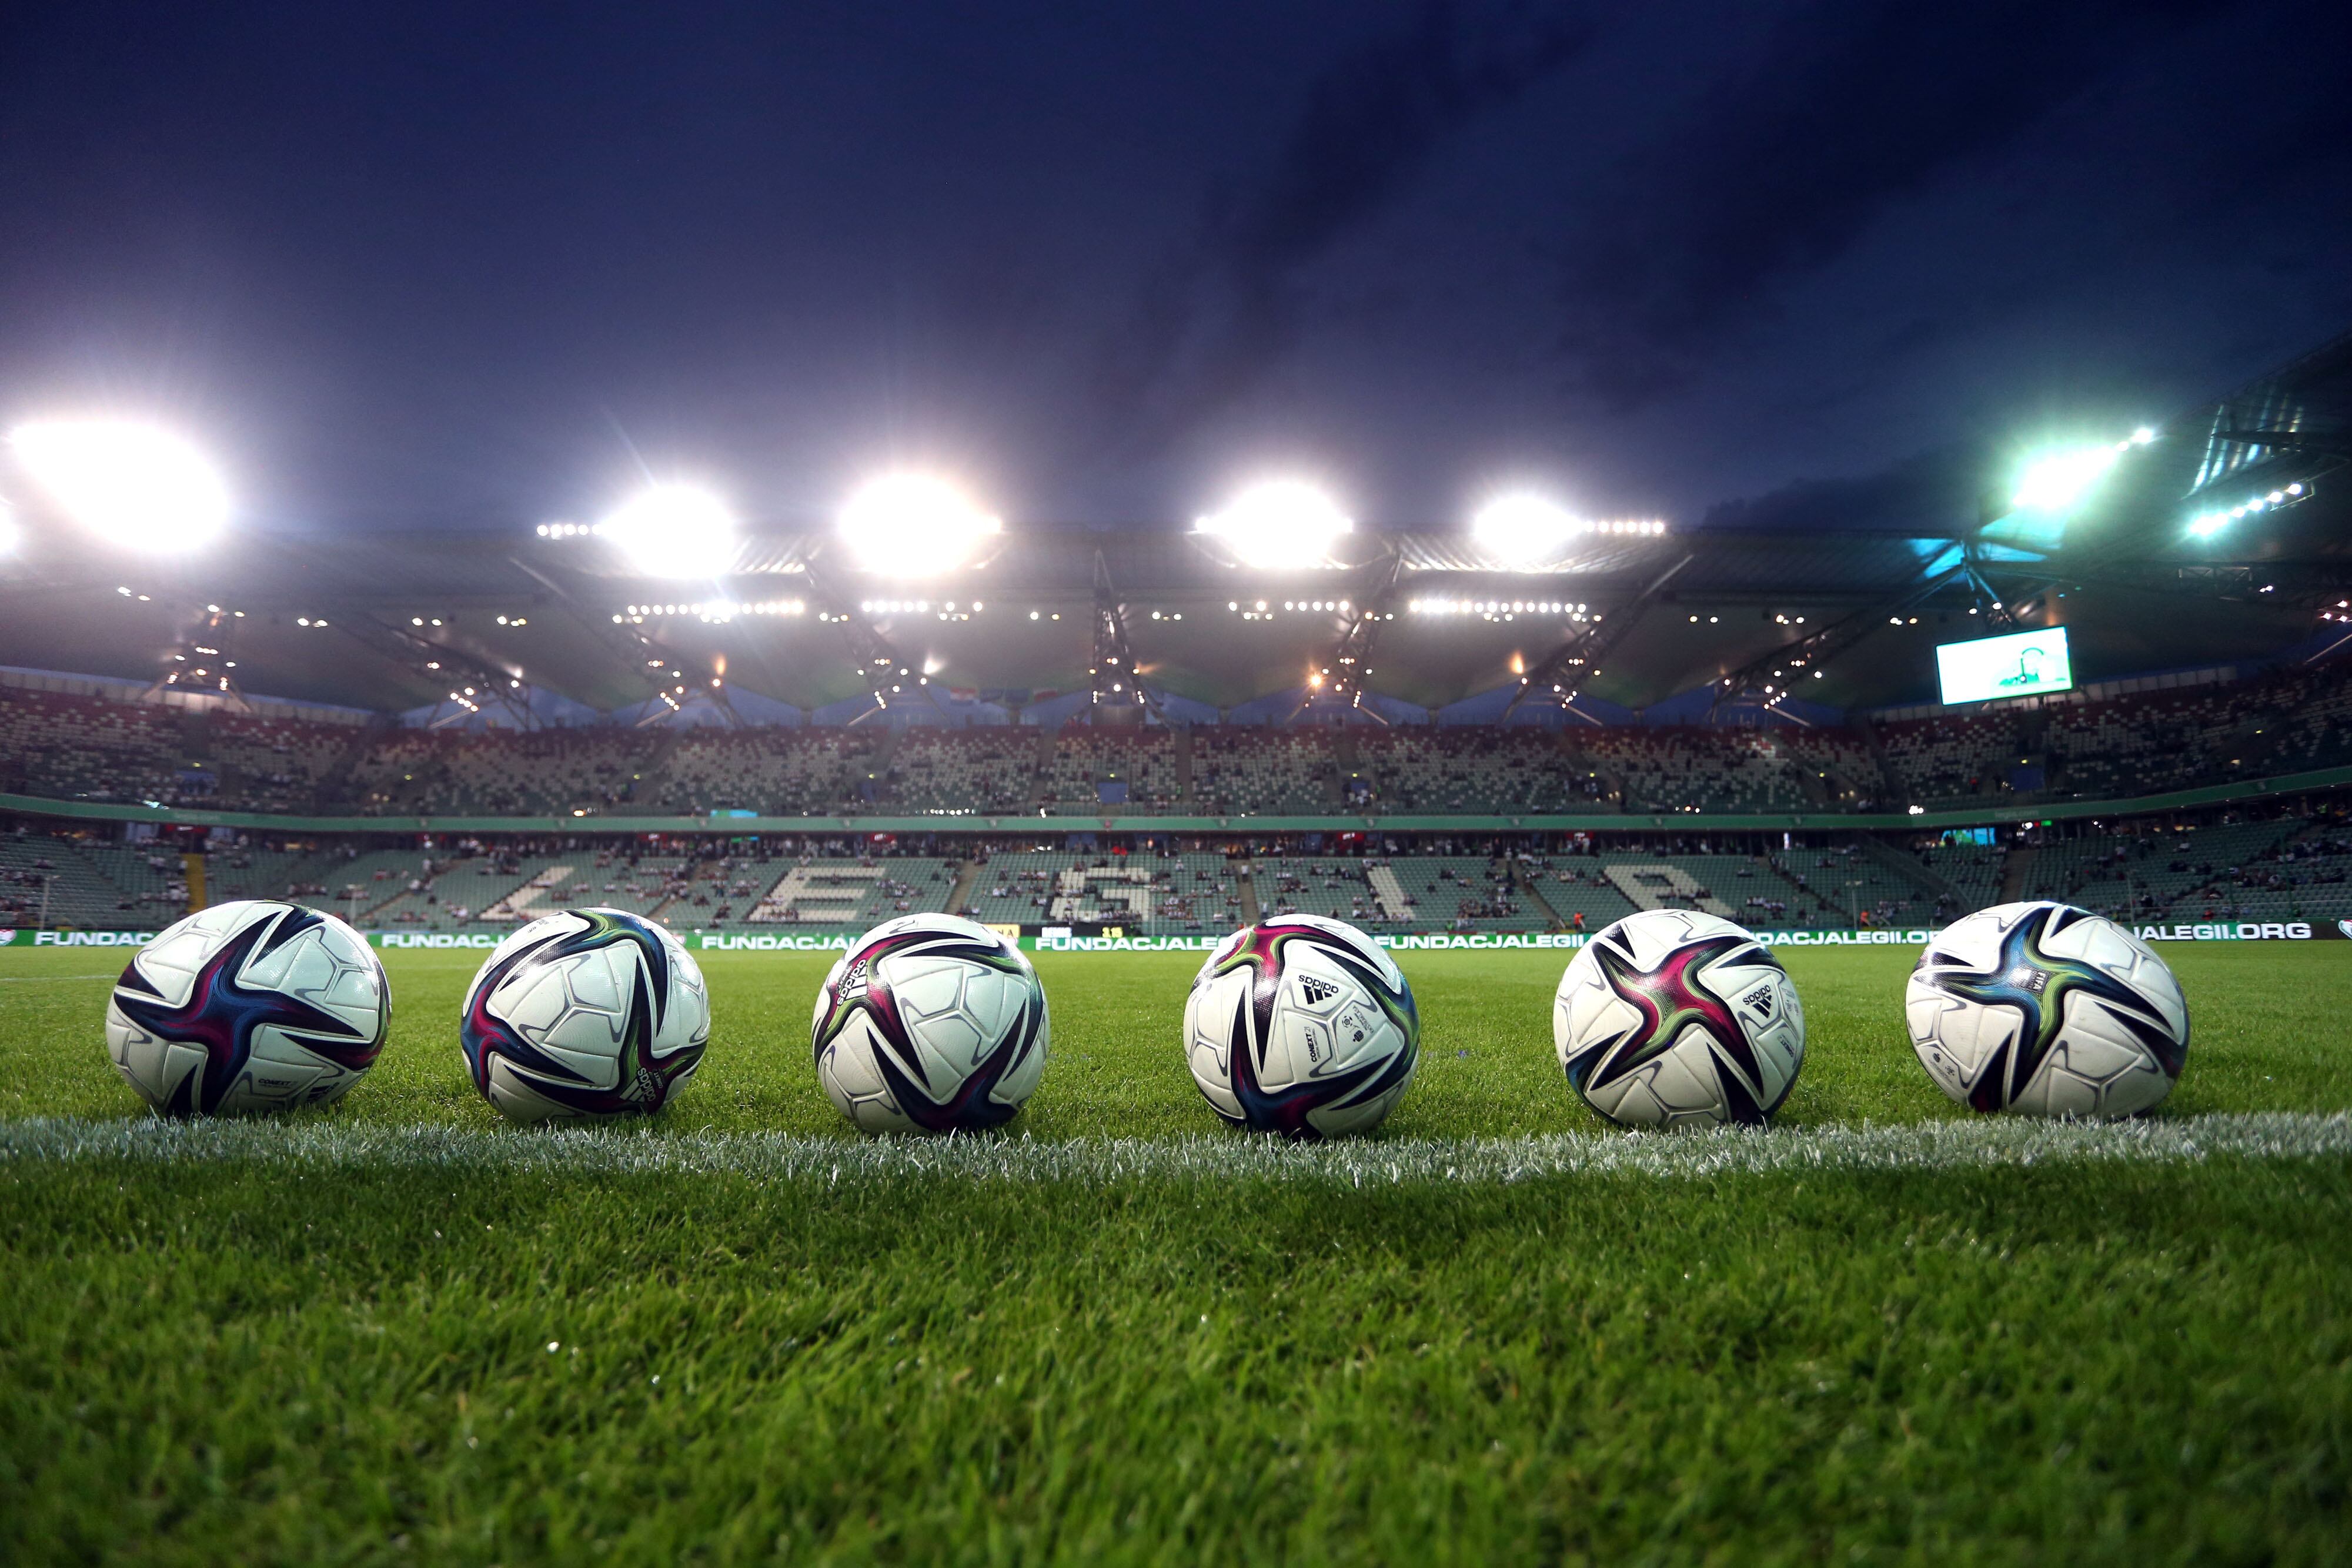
4,1,2348,538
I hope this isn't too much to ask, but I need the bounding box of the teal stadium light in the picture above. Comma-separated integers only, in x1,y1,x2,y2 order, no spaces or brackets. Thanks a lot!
1194,479,1351,569
8,418,230,553
2187,481,2308,541
595,483,738,579
836,473,1001,574
2010,425,2157,511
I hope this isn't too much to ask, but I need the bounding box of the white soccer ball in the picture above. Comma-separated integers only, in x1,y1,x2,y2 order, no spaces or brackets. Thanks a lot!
460,908,710,1122
105,900,389,1116
1184,914,1420,1139
813,914,1050,1134
1907,901,2188,1119
1553,908,1805,1129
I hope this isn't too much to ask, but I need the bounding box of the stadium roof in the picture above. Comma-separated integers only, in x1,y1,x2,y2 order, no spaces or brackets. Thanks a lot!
2,332,2347,723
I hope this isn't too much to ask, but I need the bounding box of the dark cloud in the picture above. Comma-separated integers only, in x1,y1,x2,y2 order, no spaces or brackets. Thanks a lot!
1696,444,1984,536
1555,0,2225,410
1082,1,1591,463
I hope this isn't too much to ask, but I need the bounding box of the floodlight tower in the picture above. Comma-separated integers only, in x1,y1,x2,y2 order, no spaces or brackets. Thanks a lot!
331,614,543,729
1088,553,1165,721
800,560,941,724
1705,564,1970,717
1500,551,1695,720
507,550,740,727
1297,553,1404,721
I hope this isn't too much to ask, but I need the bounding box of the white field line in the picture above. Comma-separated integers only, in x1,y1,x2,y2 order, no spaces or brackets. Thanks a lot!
2,1112,2349,1184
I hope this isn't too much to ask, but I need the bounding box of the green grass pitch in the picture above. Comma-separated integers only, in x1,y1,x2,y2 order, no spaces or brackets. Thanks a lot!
5,942,2352,1562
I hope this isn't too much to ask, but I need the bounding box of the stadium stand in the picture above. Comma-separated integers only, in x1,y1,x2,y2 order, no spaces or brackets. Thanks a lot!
1193,729,1331,815
1369,855,1544,931
405,729,670,817
1877,711,2024,806
1352,728,1594,814
0,688,189,807
203,844,346,904
346,730,449,815
1529,858,1643,931
1779,728,1887,809
656,730,841,815
1577,729,1817,814
2236,814,2352,922
1253,855,1404,927
0,831,185,924
745,855,956,927
958,850,1235,934
1757,844,1940,928
1043,728,1184,814
2023,820,2306,924
204,713,359,813
1914,841,2009,912
886,727,1040,813
9,657,2352,826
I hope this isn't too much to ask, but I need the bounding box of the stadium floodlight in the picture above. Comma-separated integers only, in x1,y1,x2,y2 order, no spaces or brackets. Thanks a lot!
2010,445,2120,512
1195,480,1351,569
1471,492,1582,562
8,419,230,552
836,473,1001,574
596,483,737,579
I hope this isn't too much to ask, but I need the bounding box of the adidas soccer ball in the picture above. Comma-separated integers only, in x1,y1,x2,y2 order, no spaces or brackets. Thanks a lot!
1907,901,2188,1118
1184,914,1420,1139
813,914,1050,1134
1553,908,1805,1129
105,900,389,1116
460,908,710,1122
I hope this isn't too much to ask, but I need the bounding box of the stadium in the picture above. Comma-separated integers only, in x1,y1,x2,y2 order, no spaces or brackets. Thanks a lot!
7,7,2352,1563
8,340,2352,941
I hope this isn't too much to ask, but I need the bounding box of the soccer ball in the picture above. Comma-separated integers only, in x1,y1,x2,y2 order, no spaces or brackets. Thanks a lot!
1907,901,2188,1118
813,914,1050,1134
460,908,710,1122
1552,908,1805,1129
1183,914,1420,1139
105,900,389,1115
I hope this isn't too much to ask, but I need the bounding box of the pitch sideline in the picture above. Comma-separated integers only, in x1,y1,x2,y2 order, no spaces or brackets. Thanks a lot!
2,1111,2348,1183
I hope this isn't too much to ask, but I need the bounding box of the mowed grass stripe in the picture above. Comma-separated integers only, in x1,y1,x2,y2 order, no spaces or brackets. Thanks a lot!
8,1139,2352,1560
7,1109,2351,1182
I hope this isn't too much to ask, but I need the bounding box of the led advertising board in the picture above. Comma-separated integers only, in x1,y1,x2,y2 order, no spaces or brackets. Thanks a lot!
1935,626,2073,704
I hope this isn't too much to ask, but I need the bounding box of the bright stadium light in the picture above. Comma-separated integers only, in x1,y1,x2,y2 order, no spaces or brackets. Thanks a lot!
8,419,230,552
2011,445,2120,512
1471,492,1582,561
1195,480,1351,569
596,483,737,579
836,473,1001,574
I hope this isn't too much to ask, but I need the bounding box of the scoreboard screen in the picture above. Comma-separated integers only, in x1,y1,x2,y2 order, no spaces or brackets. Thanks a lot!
1935,626,2073,704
